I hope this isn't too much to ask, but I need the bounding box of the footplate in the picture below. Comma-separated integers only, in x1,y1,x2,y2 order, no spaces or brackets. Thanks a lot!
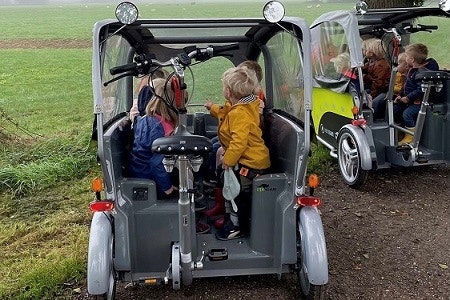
208,248,228,261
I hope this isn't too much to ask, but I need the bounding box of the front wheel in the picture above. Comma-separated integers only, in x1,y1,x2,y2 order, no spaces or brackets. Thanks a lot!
296,234,325,300
337,128,368,187
91,237,116,300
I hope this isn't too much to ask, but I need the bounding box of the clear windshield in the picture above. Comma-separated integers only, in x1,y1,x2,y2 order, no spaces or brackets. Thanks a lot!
101,35,133,124
267,31,306,122
311,21,354,93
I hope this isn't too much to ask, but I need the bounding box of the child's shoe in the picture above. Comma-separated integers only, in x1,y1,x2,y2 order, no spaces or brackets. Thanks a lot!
196,221,210,234
215,220,242,240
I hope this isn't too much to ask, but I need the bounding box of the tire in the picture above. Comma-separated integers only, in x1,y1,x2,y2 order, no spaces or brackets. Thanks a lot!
337,128,368,187
89,234,116,300
296,231,325,300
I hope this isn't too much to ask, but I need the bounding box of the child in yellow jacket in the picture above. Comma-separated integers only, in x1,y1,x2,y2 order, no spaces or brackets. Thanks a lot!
205,66,270,240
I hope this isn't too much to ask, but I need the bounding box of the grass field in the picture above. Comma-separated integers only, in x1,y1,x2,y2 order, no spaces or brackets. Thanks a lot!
0,1,448,299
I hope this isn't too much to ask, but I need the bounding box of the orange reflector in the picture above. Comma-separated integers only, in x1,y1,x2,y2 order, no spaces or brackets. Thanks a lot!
91,177,103,193
351,106,359,115
144,278,157,285
89,200,114,212
296,196,321,207
308,174,319,189
351,118,367,126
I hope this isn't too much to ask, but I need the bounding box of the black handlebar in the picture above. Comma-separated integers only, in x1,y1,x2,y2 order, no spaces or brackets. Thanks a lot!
360,23,438,37
211,44,239,55
110,62,139,75
397,24,438,33
108,44,239,79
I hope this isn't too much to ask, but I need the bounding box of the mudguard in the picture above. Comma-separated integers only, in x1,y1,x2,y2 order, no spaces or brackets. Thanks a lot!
299,206,328,285
87,212,113,295
340,124,373,170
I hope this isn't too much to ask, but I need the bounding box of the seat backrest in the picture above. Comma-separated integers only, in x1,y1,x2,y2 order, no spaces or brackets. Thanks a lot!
263,111,305,176
102,117,133,192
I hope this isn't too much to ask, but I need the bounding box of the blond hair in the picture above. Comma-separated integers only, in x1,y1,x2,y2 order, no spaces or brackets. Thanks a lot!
238,60,263,82
398,52,407,64
405,43,428,64
331,52,351,73
222,66,258,99
146,78,178,126
362,38,376,54
135,68,169,94
366,38,386,58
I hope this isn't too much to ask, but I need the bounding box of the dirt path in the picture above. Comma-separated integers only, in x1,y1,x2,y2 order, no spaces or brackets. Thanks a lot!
0,39,91,49
72,164,450,300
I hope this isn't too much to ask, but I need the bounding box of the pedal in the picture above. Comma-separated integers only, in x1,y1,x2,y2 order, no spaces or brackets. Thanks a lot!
395,144,411,152
395,144,412,160
416,156,428,164
207,248,228,261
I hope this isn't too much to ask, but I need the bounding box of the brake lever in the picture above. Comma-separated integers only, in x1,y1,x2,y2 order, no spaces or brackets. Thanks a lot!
103,71,135,87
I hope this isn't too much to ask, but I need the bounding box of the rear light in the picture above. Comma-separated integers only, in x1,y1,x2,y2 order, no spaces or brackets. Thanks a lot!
296,196,321,207
89,200,114,212
351,118,367,126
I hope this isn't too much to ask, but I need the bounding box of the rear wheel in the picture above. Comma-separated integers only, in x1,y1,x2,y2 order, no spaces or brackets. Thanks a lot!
337,128,368,187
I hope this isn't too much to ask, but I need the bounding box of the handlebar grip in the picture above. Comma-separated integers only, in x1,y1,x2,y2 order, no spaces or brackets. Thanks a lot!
110,63,137,75
212,44,239,55
419,24,438,30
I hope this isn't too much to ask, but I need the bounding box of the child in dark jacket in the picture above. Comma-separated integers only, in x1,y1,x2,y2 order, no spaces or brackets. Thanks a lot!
127,78,179,198
393,43,439,144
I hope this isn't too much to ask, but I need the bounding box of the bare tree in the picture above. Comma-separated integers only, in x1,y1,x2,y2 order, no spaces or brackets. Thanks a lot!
364,0,424,8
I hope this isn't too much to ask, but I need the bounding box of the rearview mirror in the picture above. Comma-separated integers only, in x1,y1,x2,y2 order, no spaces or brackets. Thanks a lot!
115,2,139,25
263,1,285,23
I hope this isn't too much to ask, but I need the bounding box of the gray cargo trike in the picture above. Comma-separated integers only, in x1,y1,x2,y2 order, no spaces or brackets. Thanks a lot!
87,2,327,299
310,1,450,187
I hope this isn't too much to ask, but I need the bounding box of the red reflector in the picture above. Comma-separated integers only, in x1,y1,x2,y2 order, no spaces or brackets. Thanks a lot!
351,118,367,126
296,196,321,207
89,200,114,212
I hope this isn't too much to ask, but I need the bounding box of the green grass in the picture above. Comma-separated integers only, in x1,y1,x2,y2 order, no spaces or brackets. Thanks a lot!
0,2,350,40
0,1,448,299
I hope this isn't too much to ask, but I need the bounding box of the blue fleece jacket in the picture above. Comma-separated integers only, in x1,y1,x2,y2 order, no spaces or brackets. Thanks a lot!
403,58,439,104
127,115,172,193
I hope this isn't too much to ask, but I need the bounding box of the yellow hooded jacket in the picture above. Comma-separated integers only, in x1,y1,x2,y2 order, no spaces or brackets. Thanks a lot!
210,99,270,170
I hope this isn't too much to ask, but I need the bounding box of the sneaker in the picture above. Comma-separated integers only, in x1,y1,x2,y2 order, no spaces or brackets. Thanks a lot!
203,188,214,196
194,191,204,203
196,221,210,234
195,201,207,212
215,223,242,240
203,179,217,188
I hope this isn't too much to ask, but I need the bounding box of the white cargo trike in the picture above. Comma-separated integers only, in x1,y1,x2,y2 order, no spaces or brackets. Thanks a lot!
87,2,328,299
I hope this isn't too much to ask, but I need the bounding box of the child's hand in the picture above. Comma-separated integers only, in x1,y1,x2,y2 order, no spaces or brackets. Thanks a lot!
204,99,213,110
259,99,265,114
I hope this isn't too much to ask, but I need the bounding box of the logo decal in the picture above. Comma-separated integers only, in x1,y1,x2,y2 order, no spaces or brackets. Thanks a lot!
256,183,276,192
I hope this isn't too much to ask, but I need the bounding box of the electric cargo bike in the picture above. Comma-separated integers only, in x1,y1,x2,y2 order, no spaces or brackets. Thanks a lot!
87,2,328,299
310,0,450,187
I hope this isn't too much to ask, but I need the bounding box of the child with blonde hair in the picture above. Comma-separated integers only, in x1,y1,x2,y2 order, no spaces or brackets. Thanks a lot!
372,52,409,119
127,78,178,197
362,38,391,98
205,66,270,240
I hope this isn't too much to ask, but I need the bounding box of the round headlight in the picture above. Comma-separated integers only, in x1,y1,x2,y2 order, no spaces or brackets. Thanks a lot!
115,2,139,25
